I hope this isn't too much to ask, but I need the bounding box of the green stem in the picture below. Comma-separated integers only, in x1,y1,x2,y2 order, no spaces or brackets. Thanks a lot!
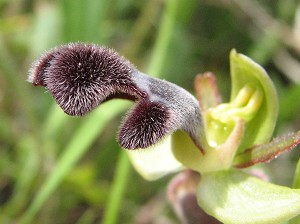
102,150,131,224
101,0,180,223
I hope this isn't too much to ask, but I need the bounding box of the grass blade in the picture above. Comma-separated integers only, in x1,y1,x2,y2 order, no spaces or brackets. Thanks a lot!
20,101,129,224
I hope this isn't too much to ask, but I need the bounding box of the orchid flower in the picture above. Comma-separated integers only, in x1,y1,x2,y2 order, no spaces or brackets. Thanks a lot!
28,43,300,224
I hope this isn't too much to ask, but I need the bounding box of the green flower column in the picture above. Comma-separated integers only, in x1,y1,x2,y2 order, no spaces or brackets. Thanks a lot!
172,50,278,173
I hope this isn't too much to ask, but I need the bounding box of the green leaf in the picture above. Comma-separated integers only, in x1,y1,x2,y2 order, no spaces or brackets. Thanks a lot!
293,158,300,189
230,50,278,151
289,214,300,224
197,169,300,224
291,157,300,222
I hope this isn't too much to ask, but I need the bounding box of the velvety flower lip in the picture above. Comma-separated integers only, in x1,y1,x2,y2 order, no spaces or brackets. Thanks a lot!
28,43,146,116
28,42,203,151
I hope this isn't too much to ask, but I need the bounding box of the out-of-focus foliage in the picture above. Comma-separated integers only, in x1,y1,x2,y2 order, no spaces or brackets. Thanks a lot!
0,0,299,223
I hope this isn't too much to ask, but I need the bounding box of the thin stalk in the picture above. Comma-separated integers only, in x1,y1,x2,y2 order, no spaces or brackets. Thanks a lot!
101,150,131,224
101,0,180,223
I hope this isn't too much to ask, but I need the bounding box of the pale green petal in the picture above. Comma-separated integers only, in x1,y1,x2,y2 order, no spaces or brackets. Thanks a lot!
172,120,244,174
197,169,300,224
230,50,278,151
127,136,183,181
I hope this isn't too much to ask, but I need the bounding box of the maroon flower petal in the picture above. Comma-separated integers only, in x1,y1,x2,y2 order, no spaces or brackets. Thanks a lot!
29,43,146,116
118,100,171,149
28,42,203,150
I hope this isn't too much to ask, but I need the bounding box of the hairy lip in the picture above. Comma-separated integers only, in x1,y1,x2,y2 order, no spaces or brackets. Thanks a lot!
28,42,203,151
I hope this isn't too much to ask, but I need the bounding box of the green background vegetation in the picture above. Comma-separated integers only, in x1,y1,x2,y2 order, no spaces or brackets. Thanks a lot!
0,0,299,223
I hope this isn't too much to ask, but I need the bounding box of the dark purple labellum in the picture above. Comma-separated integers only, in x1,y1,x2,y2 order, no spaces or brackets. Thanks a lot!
28,43,145,116
28,42,203,151
118,100,171,149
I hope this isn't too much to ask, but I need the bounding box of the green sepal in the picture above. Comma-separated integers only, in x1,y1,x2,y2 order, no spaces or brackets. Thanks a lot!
197,169,300,224
230,49,278,151
172,119,244,174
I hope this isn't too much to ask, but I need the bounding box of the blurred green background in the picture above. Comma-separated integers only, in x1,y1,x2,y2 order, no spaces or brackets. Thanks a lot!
0,0,299,223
